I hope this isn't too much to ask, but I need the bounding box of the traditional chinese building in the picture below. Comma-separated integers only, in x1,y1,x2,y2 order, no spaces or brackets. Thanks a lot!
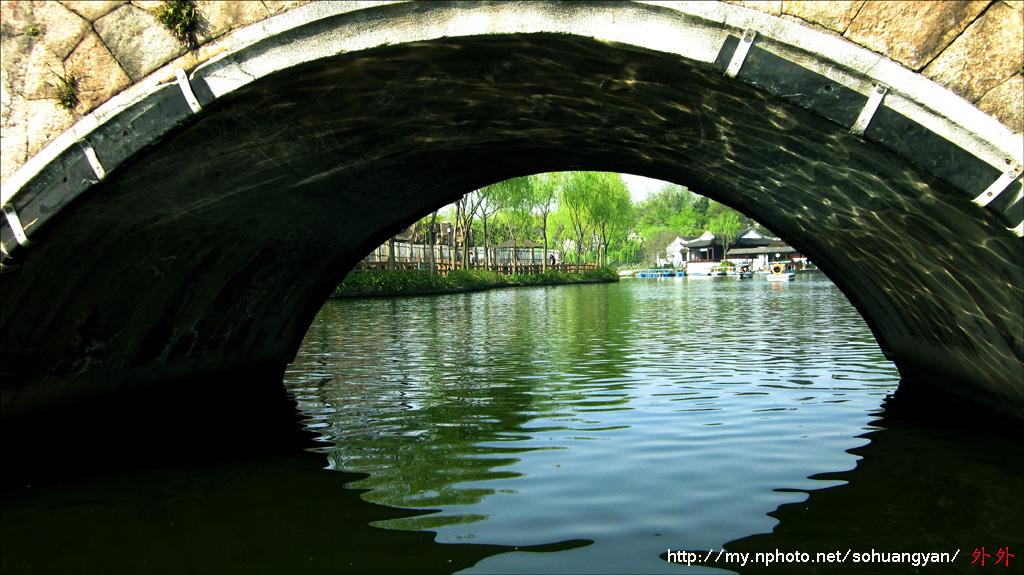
679,228,774,263
725,244,809,270
669,228,808,272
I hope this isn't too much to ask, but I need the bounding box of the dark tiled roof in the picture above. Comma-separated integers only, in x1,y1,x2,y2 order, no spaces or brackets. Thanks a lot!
726,246,799,256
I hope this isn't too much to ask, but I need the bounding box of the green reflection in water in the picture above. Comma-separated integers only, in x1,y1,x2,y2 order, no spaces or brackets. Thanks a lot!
291,286,638,531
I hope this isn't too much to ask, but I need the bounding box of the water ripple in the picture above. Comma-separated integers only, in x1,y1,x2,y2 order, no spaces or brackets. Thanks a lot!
284,275,900,573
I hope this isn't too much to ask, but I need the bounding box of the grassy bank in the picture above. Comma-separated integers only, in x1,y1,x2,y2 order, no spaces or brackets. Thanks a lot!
332,267,619,297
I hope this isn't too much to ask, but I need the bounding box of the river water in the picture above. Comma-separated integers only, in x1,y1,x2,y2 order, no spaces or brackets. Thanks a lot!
2,274,1020,573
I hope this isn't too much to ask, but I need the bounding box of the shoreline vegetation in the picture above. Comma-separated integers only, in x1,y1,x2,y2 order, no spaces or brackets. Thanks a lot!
331,267,620,298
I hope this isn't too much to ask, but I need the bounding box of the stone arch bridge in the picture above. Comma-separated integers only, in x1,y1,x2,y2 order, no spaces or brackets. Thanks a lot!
1,1,1022,426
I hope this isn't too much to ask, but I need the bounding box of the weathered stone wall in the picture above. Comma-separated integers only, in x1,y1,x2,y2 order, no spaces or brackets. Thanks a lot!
0,0,310,185
1,1,1021,186
764,0,1023,131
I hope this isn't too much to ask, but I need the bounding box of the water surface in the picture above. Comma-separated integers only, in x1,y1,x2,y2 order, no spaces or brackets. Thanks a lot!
3,274,1020,574
282,275,1019,573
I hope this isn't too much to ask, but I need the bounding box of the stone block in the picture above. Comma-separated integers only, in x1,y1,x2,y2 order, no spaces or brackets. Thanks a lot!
147,50,199,85
1,0,33,34
0,137,27,184
65,32,131,114
845,1,988,70
976,74,1023,134
721,1,784,16
23,95,74,159
1,2,36,74
782,1,864,34
924,1,1024,104
262,1,309,15
59,1,127,22
29,1,91,60
194,0,271,43
21,40,63,100
0,69,29,184
130,1,165,13
94,4,185,82
1,2,89,62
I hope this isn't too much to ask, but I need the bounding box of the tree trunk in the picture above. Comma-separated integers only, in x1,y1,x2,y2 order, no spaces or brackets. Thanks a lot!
482,215,490,269
452,222,460,270
387,236,395,271
427,211,438,275
599,223,608,268
541,226,548,273
460,202,472,270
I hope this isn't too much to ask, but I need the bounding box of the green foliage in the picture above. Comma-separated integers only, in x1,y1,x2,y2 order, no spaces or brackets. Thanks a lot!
481,176,538,264
635,183,702,263
508,266,617,284
334,267,617,296
335,269,507,295
447,269,507,287
709,211,742,254
641,228,681,264
156,0,199,46
335,270,445,294
28,26,41,38
585,172,632,267
412,172,763,275
637,183,695,231
692,196,710,218
52,70,79,111
607,236,642,266
555,172,599,266
583,266,620,281
508,270,572,285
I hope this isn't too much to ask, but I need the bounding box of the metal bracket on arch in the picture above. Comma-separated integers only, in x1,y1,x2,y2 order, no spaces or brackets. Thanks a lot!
725,28,757,78
3,204,34,247
850,84,888,136
79,140,106,181
175,68,203,114
973,167,1021,207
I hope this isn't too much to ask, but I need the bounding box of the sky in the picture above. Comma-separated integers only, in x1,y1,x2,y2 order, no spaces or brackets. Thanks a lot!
621,173,667,203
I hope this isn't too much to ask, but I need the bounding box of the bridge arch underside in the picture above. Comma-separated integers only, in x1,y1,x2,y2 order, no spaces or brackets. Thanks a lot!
1,34,1021,424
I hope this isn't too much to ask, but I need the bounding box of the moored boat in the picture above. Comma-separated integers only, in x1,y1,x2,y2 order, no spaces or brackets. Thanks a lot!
635,269,679,278
765,262,794,281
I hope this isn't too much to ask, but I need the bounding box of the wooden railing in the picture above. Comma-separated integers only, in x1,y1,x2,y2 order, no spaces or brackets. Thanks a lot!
352,260,596,276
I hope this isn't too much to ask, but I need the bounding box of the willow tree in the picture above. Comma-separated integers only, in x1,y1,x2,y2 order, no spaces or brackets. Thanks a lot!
455,192,488,269
709,211,742,262
557,172,597,272
585,172,632,267
472,188,500,268
483,176,533,273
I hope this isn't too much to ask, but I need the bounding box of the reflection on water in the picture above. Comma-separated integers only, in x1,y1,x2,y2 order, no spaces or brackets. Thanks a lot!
284,274,1015,574
3,275,1019,574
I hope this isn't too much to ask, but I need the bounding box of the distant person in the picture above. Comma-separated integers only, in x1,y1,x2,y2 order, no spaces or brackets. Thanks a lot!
550,254,556,267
